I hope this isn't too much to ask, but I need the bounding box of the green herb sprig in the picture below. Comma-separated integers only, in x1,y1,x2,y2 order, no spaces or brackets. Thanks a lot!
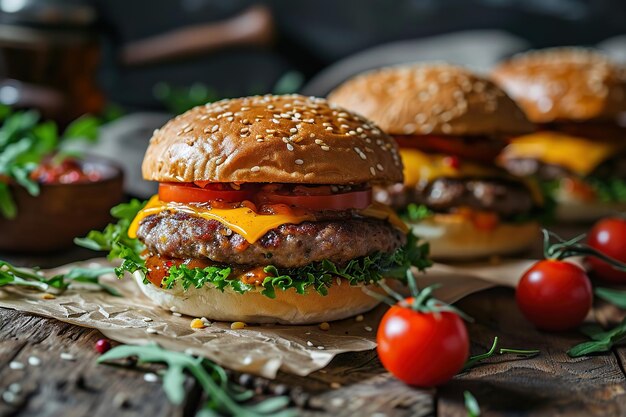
594,287,626,309
464,391,481,417
567,318,626,357
0,106,100,218
0,260,119,296
462,337,539,371
98,344,296,417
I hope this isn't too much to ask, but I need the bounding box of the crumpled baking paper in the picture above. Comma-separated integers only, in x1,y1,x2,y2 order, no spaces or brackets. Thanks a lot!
0,258,534,378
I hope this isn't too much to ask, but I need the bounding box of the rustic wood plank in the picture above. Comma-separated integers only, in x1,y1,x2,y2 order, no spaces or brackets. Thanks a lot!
0,308,187,417
438,288,626,416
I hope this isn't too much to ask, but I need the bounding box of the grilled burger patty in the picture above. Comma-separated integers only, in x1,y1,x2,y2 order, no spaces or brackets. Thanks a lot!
503,154,626,182
136,211,406,269
377,177,536,218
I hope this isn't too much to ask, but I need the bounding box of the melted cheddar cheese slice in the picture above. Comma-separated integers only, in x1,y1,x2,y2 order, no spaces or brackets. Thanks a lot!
500,131,626,177
129,195,408,244
400,148,544,206
400,148,502,187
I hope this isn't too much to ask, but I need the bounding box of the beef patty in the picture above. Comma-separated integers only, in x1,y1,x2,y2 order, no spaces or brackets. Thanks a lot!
136,211,406,268
503,153,626,182
376,177,536,218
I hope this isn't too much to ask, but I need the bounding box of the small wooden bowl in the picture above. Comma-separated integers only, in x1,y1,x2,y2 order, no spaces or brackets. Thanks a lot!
0,156,125,253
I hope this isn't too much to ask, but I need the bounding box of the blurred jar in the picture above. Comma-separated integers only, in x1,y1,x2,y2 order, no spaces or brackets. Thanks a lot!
0,0,103,124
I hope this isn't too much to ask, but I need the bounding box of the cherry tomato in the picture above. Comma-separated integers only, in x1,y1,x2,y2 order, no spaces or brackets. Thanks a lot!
258,189,372,211
377,300,469,387
587,217,626,283
516,260,592,331
158,183,252,203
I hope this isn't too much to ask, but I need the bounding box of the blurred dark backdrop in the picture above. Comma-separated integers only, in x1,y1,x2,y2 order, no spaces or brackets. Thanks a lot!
2,0,626,113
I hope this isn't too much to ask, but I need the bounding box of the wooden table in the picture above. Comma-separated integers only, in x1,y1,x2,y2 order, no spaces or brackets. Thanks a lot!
2,225,626,417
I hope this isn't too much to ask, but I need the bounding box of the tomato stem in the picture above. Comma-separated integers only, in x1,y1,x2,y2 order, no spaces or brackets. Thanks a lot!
542,229,626,271
463,337,540,371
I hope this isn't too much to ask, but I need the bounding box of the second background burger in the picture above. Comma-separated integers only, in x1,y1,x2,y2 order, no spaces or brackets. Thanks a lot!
329,64,544,260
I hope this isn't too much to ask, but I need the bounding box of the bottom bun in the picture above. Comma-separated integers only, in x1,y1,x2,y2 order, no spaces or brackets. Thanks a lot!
410,214,540,260
133,272,383,324
555,188,626,222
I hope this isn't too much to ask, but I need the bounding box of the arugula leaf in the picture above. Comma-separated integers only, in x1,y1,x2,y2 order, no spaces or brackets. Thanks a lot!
595,287,626,309
0,109,101,218
464,391,481,417
75,199,148,278
0,260,119,295
0,182,16,219
568,316,626,357
98,344,296,417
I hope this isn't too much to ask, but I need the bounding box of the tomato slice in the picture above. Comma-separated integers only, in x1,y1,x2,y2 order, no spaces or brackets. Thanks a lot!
394,135,506,163
258,189,372,210
158,183,253,203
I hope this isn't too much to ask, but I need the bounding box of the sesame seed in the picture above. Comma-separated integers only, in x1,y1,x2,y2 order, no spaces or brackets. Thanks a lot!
272,119,280,124
306,341,314,347
211,125,219,133
28,356,41,367
287,144,294,151
240,127,249,134
9,361,24,370
370,167,376,176
172,312,182,317
144,373,159,383
266,129,276,134
348,130,357,135
60,353,76,361
295,159,304,165
289,128,298,134
183,126,193,133
321,146,330,151
325,127,333,131
317,346,325,350
364,326,373,332
251,166,261,172
315,139,323,145
355,315,364,322
142,317,153,322
146,328,158,334
226,117,234,122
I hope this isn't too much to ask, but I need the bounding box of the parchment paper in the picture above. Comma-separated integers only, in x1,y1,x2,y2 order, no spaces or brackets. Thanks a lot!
0,258,534,378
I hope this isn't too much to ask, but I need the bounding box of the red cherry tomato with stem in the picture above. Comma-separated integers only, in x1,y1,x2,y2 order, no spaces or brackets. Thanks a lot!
587,217,626,283
377,298,469,387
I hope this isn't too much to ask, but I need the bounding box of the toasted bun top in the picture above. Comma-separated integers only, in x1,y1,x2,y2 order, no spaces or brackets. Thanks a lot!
327,64,533,137
142,94,403,185
492,48,626,123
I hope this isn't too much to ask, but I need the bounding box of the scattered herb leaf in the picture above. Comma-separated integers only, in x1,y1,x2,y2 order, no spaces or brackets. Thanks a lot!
464,391,481,417
0,260,119,296
568,317,626,357
595,287,626,309
98,344,296,417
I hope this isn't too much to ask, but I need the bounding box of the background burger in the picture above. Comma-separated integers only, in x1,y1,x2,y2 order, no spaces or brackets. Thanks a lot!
80,94,430,324
328,64,543,260
492,48,626,222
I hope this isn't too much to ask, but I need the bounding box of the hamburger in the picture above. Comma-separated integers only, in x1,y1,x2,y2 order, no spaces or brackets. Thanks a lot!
102,94,429,324
492,48,626,222
328,65,543,260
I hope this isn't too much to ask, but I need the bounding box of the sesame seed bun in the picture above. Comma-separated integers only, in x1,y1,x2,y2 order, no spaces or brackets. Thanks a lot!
327,64,533,137
133,272,384,324
142,94,403,185
492,48,626,123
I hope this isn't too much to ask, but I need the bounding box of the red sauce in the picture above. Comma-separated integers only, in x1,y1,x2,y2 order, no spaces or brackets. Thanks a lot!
30,157,102,185
143,252,271,288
